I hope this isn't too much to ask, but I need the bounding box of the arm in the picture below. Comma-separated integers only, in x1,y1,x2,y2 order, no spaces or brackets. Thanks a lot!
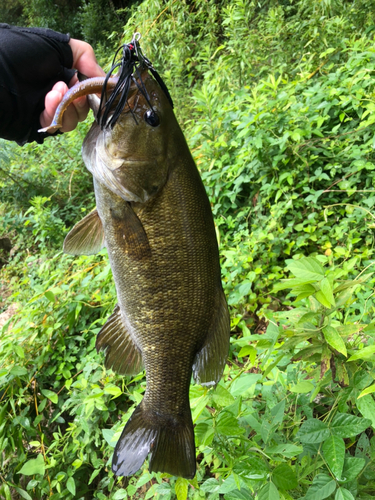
0,24,104,145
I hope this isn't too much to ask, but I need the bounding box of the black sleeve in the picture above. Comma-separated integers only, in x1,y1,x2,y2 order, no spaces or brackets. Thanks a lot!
0,24,75,145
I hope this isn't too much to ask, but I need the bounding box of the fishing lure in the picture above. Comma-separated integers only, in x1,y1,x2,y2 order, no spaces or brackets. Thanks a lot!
98,33,174,129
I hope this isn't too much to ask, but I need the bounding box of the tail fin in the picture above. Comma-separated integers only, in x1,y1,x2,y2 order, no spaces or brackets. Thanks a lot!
112,402,196,479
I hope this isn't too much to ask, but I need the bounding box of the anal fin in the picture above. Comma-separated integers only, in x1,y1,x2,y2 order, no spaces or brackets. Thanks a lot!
64,209,105,255
96,305,143,375
193,288,230,387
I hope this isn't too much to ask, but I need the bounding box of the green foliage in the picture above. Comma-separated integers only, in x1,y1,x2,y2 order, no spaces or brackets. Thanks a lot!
1,0,375,498
0,0,139,46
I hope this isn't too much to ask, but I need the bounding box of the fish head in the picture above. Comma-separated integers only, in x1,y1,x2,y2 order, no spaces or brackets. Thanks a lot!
83,68,181,203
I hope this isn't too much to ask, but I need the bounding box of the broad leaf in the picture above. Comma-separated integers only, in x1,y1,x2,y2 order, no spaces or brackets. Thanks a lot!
320,277,335,306
195,422,214,446
175,477,188,500
330,413,371,438
356,395,375,428
341,457,365,482
224,488,252,500
41,389,58,404
335,488,355,500
103,384,122,398
216,412,244,436
315,290,332,308
18,454,45,476
12,487,32,500
358,383,375,399
322,326,347,356
200,478,221,494
230,373,260,396
348,345,375,361
322,435,345,478
297,419,330,443
272,463,298,490
213,384,235,407
66,477,76,496
112,489,127,500
257,482,279,500
305,474,336,500
290,381,314,393
286,257,325,281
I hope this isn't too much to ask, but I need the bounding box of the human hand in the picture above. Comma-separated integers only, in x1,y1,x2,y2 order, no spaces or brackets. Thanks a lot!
40,38,105,132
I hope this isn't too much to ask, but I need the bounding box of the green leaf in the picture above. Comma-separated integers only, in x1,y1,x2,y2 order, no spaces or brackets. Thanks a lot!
290,381,314,393
200,478,220,494
348,345,375,361
320,277,335,306
103,384,122,398
322,326,347,356
218,475,241,494
358,383,375,399
335,487,355,500
216,412,244,436
233,454,268,479
195,422,214,446
66,477,76,496
265,444,303,458
330,413,371,438
286,257,325,281
18,454,45,476
315,290,332,308
322,435,345,479
0,484,11,500
88,468,101,485
257,482,279,500
41,389,58,404
305,474,336,500
272,463,298,490
112,489,127,499
224,488,252,500
13,345,25,358
297,419,330,443
10,366,27,377
230,373,260,396
342,457,365,482
356,395,375,428
102,428,116,447
213,385,235,407
175,477,188,500
44,291,55,302
13,487,33,500
238,345,256,362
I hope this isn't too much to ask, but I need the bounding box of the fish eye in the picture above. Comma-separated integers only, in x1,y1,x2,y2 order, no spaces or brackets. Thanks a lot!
144,110,160,127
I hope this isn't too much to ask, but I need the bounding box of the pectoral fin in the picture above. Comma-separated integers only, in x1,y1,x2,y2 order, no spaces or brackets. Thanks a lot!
111,203,152,261
96,304,144,375
192,289,230,387
63,209,105,255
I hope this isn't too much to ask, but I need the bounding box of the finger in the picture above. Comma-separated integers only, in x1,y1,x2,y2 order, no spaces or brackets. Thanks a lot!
41,80,90,132
40,88,64,128
69,38,105,78
71,95,90,123
58,101,81,133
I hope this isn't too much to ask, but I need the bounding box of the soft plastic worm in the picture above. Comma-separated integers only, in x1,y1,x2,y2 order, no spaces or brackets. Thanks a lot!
38,76,118,133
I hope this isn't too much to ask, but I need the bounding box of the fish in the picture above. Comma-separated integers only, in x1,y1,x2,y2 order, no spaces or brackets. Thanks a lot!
43,41,230,479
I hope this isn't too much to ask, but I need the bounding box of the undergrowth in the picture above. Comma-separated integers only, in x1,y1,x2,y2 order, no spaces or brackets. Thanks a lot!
1,1,375,499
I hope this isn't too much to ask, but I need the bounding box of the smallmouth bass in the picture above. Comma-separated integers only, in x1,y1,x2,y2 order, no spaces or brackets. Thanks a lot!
45,41,230,479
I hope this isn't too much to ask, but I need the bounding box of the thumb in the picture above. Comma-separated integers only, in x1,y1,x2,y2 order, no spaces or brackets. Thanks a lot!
69,38,105,78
